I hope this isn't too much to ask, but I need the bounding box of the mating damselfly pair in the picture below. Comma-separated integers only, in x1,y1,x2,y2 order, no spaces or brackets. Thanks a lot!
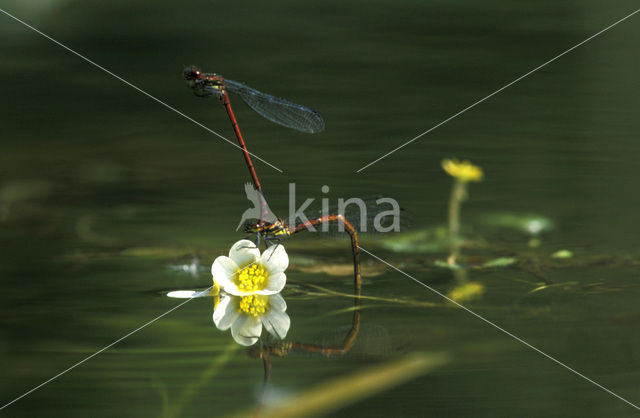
184,66,406,291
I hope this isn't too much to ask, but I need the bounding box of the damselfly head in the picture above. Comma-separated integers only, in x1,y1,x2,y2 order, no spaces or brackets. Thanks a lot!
243,219,263,234
183,65,201,81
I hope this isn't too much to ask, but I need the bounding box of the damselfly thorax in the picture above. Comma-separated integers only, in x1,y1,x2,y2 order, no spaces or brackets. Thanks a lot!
244,218,292,238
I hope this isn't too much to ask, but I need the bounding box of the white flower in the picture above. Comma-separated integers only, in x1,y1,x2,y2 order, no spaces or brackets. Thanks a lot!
211,240,288,296
213,292,291,346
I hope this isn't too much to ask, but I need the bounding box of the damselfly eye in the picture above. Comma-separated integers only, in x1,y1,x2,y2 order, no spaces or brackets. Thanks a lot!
183,65,200,81
243,219,261,233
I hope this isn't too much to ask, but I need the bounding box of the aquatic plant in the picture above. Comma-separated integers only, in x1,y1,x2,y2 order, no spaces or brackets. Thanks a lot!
441,158,483,266
211,239,288,295
206,240,292,346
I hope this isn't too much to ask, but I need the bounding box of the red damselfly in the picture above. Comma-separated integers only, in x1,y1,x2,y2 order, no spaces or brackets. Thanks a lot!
184,66,324,192
242,196,409,293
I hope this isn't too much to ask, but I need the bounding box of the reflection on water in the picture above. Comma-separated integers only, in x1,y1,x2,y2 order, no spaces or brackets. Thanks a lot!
165,256,361,416
2,0,640,416
167,234,366,415
214,292,291,347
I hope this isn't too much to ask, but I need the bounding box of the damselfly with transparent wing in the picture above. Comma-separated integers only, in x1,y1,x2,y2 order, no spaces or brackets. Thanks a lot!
184,66,325,133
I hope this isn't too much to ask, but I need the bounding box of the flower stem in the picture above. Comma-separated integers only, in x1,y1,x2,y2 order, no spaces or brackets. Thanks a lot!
447,179,467,266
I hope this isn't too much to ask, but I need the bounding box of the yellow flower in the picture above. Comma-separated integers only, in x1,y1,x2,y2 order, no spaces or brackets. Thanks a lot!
448,281,485,303
442,159,483,182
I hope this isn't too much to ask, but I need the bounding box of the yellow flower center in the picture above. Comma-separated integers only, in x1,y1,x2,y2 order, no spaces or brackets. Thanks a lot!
234,263,269,293
442,158,484,182
236,294,269,317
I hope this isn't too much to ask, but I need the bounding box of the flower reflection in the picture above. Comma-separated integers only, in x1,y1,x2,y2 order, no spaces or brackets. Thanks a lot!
213,291,291,346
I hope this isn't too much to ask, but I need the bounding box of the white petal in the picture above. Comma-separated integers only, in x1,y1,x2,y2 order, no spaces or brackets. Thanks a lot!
231,315,262,346
268,293,287,312
256,272,286,295
262,309,291,340
261,244,289,274
211,256,239,293
224,286,251,296
212,294,239,331
167,290,198,299
229,240,260,267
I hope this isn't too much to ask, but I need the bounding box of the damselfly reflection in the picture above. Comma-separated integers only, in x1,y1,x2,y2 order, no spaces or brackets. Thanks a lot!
166,241,363,417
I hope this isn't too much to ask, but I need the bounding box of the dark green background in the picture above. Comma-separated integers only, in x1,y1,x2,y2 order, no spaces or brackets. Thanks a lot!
1,1,639,416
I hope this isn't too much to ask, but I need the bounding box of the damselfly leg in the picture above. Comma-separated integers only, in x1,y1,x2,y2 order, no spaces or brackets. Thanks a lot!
287,214,362,290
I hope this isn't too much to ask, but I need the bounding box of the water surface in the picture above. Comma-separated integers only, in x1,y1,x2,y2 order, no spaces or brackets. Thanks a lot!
1,0,639,416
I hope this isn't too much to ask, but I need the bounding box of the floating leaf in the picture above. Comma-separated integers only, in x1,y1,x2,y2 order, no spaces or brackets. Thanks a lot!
480,213,554,235
482,257,517,268
294,262,386,277
552,250,573,259
380,227,449,253
434,259,458,269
